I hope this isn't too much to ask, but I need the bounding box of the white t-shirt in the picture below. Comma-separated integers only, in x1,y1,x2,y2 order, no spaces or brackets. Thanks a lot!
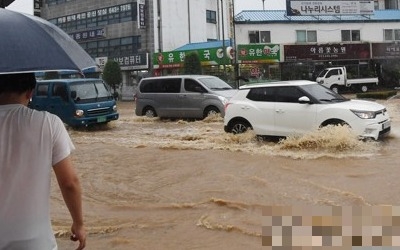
0,104,75,250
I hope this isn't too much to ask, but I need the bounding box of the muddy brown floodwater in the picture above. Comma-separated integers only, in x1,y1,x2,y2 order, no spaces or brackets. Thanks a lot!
51,96,400,250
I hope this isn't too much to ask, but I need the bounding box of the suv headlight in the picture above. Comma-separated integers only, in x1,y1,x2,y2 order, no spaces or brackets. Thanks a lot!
113,105,117,111
351,110,376,119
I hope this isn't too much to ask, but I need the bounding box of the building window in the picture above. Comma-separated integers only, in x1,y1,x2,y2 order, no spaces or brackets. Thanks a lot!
249,31,271,43
384,29,400,41
206,10,216,23
80,36,141,58
296,30,317,43
341,30,360,42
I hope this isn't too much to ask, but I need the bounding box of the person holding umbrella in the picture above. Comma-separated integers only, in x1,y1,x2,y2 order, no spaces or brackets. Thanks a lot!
0,73,86,250
0,9,97,249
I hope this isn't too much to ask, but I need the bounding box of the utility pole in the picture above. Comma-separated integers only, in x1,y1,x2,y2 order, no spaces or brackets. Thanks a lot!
221,0,227,78
262,0,265,10
232,0,239,88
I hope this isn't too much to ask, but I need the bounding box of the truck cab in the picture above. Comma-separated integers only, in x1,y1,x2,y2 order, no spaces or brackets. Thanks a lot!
316,67,347,92
30,78,119,127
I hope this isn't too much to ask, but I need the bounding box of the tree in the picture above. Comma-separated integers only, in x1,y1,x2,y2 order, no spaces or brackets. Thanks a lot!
102,60,122,98
183,52,202,75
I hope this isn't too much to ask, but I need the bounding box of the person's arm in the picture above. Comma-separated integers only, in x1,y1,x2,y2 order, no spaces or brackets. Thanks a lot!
53,156,86,250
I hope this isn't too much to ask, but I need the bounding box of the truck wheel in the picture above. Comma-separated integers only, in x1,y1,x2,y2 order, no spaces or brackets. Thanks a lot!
361,85,368,92
330,85,339,93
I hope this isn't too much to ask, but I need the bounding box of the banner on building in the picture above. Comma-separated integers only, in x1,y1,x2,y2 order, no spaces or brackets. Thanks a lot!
153,47,232,69
286,0,374,16
284,43,371,61
70,28,106,42
113,53,149,70
372,43,400,59
138,0,146,29
96,53,149,71
237,44,280,64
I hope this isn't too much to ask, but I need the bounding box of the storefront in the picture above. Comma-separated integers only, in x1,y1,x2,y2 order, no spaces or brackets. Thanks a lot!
371,42,400,86
152,44,235,83
282,43,374,81
236,44,281,83
96,53,149,100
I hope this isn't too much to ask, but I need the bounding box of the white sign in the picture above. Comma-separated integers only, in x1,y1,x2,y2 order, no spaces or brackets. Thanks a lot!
287,1,374,16
95,57,108,69
138,0,146,29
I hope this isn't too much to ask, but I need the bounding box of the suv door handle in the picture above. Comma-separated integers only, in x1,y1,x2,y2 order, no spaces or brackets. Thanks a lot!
275,109,284,113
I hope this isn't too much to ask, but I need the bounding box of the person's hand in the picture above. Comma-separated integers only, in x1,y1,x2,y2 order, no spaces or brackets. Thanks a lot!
70,223,86,250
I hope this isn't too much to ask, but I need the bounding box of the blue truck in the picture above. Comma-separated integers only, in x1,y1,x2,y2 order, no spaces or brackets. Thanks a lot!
30,78,119,127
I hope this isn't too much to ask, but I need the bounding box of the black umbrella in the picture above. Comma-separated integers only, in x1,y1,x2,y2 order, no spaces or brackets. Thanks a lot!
0,0,15,8
0,8,97,74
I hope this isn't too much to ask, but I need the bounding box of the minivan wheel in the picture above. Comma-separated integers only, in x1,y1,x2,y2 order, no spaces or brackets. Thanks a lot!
143,107,157,118
204,106,220,118
230,120,252,134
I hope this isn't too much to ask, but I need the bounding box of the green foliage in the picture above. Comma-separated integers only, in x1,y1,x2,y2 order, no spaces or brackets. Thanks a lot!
356,90,397,99
102,60,122,94
183,52,202,75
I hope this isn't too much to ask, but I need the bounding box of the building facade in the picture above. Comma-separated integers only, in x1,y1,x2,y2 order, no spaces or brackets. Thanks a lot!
40,0,233,99
233,3,400,86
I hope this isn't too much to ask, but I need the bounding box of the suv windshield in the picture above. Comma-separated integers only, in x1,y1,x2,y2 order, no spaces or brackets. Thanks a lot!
70,80,112,103
198,77,233,90
301,84,348,103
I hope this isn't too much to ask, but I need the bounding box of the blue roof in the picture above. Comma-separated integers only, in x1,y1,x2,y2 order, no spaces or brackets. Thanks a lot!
174,40,233,51
235,9,400,23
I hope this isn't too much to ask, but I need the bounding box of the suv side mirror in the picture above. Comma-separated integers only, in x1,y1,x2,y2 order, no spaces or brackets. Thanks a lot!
298,96,311,104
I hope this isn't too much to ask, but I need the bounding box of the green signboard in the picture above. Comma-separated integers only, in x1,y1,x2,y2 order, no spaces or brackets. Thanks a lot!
237,44,280,64
153,47,233,69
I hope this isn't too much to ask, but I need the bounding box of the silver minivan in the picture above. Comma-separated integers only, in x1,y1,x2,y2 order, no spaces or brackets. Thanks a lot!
134,75,237,119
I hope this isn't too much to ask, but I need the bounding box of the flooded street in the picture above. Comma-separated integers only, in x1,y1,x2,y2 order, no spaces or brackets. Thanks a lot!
52,96,400,249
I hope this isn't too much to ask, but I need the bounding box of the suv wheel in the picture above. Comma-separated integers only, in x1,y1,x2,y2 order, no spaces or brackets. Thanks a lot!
143,107,157,118
230,120,252,134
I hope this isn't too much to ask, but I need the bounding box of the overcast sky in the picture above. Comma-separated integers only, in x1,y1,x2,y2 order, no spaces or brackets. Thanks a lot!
6,0,287,15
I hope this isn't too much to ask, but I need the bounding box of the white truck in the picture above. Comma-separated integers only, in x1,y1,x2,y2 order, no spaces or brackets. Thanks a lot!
316,66,379,93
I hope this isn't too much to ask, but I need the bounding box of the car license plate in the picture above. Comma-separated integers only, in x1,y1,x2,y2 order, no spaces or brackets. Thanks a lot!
97,116,107,123
382,121,390,130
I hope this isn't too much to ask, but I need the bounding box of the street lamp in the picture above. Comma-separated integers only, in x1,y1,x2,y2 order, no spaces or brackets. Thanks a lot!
262,0,265,10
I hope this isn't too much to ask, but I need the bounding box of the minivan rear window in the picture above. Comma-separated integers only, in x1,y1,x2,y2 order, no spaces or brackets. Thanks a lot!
140,78,181,93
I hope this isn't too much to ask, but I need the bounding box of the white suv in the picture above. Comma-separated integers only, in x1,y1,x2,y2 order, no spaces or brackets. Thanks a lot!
224,80,391,140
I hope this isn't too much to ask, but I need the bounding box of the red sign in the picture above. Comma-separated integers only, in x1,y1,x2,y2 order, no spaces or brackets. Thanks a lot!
284,43,371,61
372,43,400,59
